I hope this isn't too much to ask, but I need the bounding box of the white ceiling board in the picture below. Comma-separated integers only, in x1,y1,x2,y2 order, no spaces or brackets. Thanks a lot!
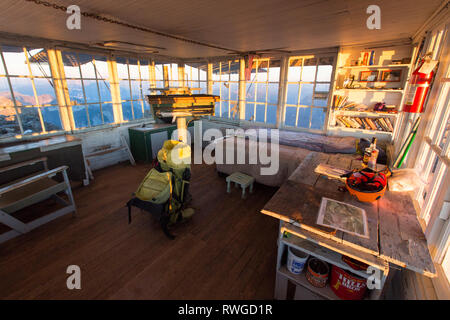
0,0,445,59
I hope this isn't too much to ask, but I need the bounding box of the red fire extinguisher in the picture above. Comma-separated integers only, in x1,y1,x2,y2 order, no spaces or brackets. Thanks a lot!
403,54,436,113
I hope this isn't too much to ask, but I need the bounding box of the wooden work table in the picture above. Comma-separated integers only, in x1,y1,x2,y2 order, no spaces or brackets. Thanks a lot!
261,152,436,300
0,135,85,183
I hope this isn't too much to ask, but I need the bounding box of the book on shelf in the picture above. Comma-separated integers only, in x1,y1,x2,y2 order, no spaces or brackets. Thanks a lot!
335,116,394,132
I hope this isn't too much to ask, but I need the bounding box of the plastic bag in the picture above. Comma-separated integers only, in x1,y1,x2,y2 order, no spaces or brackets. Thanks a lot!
388,168,423,192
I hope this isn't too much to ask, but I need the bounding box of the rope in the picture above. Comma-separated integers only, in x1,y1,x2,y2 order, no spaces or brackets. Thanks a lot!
24,0,241,54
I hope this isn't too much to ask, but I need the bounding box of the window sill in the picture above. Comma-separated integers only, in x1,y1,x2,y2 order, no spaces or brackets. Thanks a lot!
0,118,155,144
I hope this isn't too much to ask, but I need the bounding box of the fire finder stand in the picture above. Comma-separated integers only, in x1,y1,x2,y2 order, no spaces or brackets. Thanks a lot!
146,87,220,143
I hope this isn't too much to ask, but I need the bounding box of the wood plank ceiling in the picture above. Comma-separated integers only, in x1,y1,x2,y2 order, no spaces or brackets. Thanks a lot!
0,0,445,59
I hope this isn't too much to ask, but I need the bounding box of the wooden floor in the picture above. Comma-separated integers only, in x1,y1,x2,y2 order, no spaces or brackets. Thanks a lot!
0,162,279,299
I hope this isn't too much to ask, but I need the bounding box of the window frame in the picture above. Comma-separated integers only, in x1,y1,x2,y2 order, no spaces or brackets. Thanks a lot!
62,51,115,128
212,59,240,119
0,45,63,136
243,58,280,125
282,54,335,133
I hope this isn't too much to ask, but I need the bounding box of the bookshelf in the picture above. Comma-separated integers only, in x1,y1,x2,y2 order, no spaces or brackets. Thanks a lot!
327,44,416,142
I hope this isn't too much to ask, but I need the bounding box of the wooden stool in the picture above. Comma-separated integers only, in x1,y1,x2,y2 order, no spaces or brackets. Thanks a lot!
226,172,255,199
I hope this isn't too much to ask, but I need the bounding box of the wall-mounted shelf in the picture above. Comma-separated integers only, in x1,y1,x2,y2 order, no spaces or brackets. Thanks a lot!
327,45,416,142
333,110,399,118
329,126,393,136
335,88,404,93
339,64,411,69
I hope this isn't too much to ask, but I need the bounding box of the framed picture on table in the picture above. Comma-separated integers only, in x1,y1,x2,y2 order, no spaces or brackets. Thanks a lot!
380,69,402,82
359,71,378,82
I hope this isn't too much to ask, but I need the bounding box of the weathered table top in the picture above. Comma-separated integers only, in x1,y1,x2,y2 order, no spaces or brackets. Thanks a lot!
0,135,81,158
261,152,436,277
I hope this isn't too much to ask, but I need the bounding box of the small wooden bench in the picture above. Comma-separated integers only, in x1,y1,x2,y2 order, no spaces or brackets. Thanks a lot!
0,158,76,243
226,172,255,199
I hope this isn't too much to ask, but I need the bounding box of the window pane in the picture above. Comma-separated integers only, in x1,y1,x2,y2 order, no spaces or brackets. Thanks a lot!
267,105,277,124
139,61,150,79
102,103,114,123
33,78,57,104
130,80,142,100
133,101,144,119
288,58,302,82
300,83,314,105
267,83,279,104
199,65,207,81
41,106,62,131
98,80,111,102
143,101,151,118
9,78,36,105
0,106,20,136
116,60,129,79
94,59,109,80
301,66,316,82
141,81,151,98
269,60,280,81
28,49,52,77
83,80,99,103
67,79,85,104
246,83,255,101
317,65,333,82
229,82,238,100
128,59,139,79
0,57,5,75
286,84,299,105
20,107,42,134
169,63,178,81
284,107,297,126
88,104,103,126
221,63,229,81
221,101,229,118
80,59,96,78
212,82,220,96
120,80,131,100
212,63,221,81
200,81,207,94
297,107,310,128
221,82,229,99
214,102,220,117
0,77,12,100
73,105,88,128
256,61,268,82
62,53,81,78
2,46,29,76
311,108,326,130
230,60,239,81
155,64,163,80
315,83,330,93
122,101,133,120
245,103,255,121
256,83,266,103
313,98,328,107
255,104,265,122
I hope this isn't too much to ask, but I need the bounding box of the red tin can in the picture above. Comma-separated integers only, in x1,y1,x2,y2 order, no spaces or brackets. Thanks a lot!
330,265,367,300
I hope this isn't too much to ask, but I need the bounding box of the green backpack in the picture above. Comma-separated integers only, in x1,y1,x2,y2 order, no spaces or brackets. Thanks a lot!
135,168,172,204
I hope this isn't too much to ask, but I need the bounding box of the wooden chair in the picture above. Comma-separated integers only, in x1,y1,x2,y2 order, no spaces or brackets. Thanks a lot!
0,157,76,243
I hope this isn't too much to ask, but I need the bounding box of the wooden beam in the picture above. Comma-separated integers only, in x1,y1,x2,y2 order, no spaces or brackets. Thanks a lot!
47,48,73,131
238,58,245,120
107,58,124,123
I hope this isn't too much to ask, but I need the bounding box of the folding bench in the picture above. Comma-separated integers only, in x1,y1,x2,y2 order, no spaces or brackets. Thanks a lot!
0,157,76,243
